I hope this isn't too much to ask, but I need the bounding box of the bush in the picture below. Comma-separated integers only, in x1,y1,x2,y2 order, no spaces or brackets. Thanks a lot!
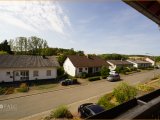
0,87,7,95
17,83,29,92
130,67,137,71
101,66,110,78
72,78,78,84
97,93,115,110
102,76,107,79
79,72,88,78
57,67,65,77
5,87,15,95
136,84,155,92
88,76,101,81
113,82,137,104
50,106,73,119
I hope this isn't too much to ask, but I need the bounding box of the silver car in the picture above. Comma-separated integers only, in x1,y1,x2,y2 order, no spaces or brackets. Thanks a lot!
107,74,120,82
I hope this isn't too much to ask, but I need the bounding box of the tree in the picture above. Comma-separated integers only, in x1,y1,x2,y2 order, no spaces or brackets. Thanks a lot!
58,54,67,66
99,54,128,60
8,36,48,55
101,66,110,77
0,40,12,54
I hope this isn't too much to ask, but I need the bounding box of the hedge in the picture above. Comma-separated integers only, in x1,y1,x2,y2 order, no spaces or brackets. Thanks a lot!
88,76,101,81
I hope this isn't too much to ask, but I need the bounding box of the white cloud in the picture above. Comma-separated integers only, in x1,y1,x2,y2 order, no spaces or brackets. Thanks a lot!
0,0,71,35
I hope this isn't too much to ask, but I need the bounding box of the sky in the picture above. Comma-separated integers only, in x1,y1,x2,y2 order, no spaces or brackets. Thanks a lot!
0,0,160,55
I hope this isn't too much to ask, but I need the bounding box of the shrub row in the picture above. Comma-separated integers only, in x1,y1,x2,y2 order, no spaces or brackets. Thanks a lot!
97,93,116,110
16,83,29,92
88,76,101,81
136,84,155,92
0,87,15,95
0,87,7,95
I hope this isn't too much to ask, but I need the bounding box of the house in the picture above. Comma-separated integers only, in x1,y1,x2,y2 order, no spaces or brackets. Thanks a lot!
107,60,133,70
145,57,155,66
63,55,109,77
0,55,59,82
127,60,152,68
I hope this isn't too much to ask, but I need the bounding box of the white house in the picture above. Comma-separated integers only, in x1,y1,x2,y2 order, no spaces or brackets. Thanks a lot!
107,60,133,71
145,57,155,66
63,55,109,77
0,55,59,82
127,60,152,68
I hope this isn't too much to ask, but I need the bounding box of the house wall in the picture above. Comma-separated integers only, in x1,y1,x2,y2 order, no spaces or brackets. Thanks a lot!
63,58,76,76
107,61,116,70
76,67,101,76
107,61,133,70
137,63,151,68
0,67,57,82
145,58,155,66
116,64,133,68
76,67,88,76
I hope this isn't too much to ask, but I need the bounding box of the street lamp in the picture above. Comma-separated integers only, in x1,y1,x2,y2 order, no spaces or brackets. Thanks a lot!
145,53,156,78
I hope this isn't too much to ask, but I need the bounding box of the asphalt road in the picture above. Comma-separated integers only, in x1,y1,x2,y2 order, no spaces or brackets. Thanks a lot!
0,69,160,120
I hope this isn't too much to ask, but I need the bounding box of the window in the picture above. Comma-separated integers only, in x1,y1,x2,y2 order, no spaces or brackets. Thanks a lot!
96,67,99,71
6,72,10,76
46,70,51,76
79,68,82,72
16,72,19,76
33,71,38,77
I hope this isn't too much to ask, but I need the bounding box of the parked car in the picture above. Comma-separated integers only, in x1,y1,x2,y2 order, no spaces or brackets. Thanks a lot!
78,103,105,118
60,79,77,86
107,74,120,82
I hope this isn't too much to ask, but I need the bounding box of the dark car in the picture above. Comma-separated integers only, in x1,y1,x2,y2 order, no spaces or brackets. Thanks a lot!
107,74,120,82
78,103,105,118
60,79,77,86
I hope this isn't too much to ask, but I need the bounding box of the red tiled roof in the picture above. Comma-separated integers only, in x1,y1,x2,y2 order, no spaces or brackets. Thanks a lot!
67,55,109,67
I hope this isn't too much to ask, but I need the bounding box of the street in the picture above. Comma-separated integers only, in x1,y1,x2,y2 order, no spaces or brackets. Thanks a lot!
0,69,160,120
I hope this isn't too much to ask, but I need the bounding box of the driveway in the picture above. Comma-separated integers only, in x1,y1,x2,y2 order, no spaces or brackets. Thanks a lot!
0,69,160,120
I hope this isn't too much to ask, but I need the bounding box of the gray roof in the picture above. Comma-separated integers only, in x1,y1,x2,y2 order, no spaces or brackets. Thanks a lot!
128,60,151,64
0,55,59,68
107,60,133,65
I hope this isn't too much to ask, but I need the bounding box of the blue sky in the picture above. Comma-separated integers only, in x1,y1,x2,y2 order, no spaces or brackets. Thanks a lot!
0,0,160,55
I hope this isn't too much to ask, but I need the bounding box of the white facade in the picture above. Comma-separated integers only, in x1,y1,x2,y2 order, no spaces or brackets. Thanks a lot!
0,67,57,82
107,61,116,71
145,58,155,66
63,58,76,76
63,58,101,77
127,60,151,68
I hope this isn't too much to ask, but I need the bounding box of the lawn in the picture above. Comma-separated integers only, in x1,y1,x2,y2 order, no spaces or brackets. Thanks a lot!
147,78,160,89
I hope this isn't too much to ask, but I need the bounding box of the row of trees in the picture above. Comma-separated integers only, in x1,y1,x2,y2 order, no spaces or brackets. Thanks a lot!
99,54,128,60
8,36,48,55
0,36,85,66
